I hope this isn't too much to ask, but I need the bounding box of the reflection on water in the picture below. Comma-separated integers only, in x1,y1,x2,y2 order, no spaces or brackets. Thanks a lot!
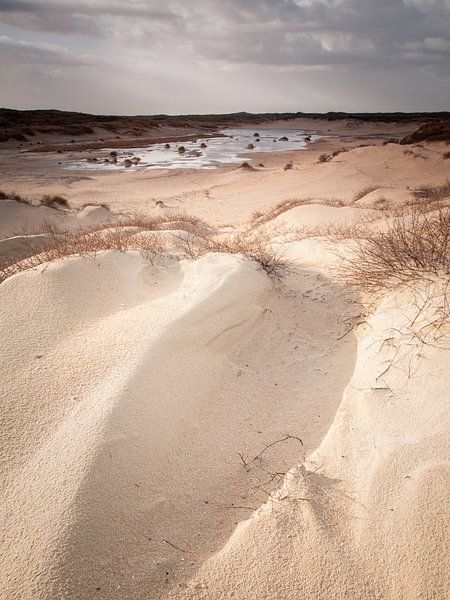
64,128,320,171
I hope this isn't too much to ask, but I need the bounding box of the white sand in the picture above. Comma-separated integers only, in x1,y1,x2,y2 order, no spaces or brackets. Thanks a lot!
0,122,449,599
179,284,450,599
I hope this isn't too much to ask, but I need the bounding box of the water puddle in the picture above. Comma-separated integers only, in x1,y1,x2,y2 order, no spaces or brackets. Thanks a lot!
64,128,319,171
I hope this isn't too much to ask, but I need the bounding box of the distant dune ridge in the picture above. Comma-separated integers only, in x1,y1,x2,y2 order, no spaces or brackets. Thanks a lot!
0,117,449,599
1,107,449,143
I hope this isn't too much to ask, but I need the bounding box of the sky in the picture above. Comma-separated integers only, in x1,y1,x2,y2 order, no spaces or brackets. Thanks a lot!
0,0,449,115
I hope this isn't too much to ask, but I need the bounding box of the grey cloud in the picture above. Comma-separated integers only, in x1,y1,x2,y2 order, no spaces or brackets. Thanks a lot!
0,0,449,112
1,0,449,71
0,1,183,35
0,35,90,66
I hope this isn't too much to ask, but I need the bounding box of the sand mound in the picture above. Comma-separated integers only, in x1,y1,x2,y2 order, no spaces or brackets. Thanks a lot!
271,204,378,229
0,245,364,599
180,283,450,599
0,251,272,599
0,199,118,239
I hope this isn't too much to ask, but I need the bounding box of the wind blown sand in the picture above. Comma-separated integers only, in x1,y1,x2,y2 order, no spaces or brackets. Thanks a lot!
0,118,449,599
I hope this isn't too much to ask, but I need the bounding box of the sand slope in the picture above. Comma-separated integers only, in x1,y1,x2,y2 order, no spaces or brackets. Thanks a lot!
180,284,450,599
0,245,363,599
0,251,270,598
1,125,449,599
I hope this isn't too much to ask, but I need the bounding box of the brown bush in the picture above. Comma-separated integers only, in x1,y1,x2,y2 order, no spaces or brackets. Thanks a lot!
413,180,450,204
336,208,450,292
175,228,292,280
251,198,345,227
40,195,69,208
352,185,379,203
0,225,164,283
239,161,256,171
331,148,348,158
0,191,33,205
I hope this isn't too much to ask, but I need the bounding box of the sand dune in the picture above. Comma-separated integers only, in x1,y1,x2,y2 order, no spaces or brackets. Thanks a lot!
0,121,449,599
0,200,117,239
180,284,450,599
0,251,270,598
1,243,362,599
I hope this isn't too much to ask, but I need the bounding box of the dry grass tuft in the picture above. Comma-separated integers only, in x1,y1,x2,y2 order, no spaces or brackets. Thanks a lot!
413,181,450,204
352,185,379,203
239,161,256,171
331,148,348,158
336,207,450,292
69,212,211,237
0,224,164,283
40,195,69,208
174,228,292,280
1,211,209,282
0,191,33,205
250,198,345,227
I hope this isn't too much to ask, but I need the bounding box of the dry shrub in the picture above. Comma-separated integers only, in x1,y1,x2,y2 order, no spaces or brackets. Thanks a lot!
0,191,33,205
319,219,378,242
40,195,69,208
352,185,379,203
413,180,450,204
318,154,331,163
239,161,256,171
443,152,450,159
251,198,345,227
175,228,292,280
331,148,348,158
2,191,71,208
73,212,210,236
0,225,164,283
337,208,450,292
0,212,211,283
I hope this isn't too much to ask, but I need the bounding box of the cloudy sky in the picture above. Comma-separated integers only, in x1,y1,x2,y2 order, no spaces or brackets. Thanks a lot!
0,0,449,114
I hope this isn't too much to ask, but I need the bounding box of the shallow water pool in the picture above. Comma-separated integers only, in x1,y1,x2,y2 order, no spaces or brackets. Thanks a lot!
64,128,319,171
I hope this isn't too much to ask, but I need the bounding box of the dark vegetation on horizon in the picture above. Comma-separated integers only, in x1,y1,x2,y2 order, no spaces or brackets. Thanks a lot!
1,108,449,143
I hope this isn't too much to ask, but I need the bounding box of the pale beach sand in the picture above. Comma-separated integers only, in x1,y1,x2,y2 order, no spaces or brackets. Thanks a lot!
0,117,449,599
